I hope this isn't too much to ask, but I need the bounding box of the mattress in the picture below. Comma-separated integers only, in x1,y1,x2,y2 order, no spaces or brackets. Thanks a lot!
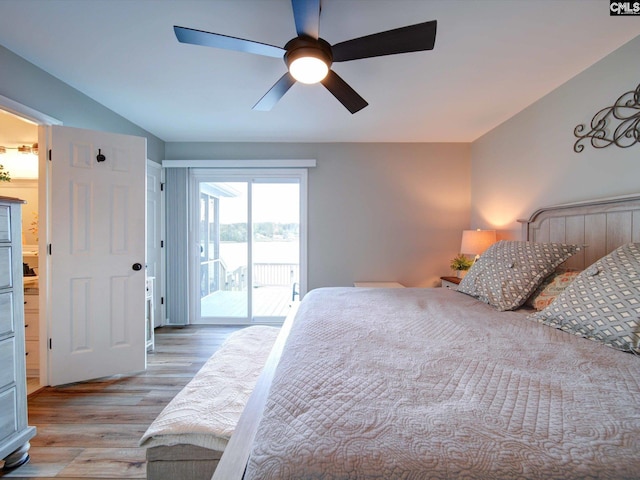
244,287,640,479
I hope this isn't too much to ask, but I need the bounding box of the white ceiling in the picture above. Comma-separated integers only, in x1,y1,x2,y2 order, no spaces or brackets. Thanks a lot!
0,0,638,143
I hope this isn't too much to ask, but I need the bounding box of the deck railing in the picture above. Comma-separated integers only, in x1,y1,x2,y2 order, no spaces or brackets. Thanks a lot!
253,263,299,287
201,258,228,298
201,261,299,295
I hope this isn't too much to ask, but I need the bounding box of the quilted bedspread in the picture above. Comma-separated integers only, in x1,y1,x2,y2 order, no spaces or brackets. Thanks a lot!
244,287,640,480
140,325,279,452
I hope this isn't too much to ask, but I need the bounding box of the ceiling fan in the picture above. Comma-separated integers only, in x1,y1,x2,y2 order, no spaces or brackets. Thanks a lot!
174,0,437,114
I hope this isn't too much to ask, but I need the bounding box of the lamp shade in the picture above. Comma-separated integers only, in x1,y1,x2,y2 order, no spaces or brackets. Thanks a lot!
460,229,496,256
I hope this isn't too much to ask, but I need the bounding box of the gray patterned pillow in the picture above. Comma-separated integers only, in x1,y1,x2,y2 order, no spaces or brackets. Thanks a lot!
457,240,580,311
529,243,640,354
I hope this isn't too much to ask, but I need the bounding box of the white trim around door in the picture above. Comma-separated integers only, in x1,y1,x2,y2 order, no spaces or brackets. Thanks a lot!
189,168,308,325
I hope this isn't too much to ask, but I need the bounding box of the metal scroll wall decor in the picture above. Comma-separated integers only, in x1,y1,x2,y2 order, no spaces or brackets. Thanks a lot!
573,83,640,153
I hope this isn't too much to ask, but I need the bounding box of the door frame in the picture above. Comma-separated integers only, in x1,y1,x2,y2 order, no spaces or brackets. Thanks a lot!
0,95,62,386
188,168,308,325
146,159,165,327
0,95,156,386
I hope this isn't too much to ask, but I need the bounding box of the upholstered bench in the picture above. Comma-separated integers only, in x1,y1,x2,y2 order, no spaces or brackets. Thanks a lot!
140,325,279,480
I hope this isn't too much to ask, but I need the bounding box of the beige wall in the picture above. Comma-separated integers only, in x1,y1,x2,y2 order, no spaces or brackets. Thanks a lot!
165,142,471,288
471,35,640,239
309,144,470,288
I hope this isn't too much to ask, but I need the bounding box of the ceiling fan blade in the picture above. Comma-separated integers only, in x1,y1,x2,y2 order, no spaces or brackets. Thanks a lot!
331,20,437,62
174,26,284,58
253,73,297,111
321,69,368,114
291,0,320,39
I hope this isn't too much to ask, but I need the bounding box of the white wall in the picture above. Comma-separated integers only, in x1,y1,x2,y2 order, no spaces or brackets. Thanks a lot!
471,35,640,239
165,142,471,288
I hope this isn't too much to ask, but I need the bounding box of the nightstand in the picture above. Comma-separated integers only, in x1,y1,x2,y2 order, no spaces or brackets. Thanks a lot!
440,276,462,290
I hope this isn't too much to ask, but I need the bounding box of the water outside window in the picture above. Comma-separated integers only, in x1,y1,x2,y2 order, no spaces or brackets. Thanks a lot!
252,182,300,317
199,180,300,323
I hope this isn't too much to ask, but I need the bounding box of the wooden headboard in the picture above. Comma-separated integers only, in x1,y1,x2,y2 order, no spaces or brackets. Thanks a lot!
519,194,640,271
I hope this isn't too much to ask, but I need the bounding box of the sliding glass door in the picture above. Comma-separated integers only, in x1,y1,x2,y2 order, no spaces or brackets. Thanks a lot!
251,182,301,317
199,181,249,318
192,169,306,324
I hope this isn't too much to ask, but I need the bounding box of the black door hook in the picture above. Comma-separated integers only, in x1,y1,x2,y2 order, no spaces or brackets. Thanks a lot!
96,149,106,162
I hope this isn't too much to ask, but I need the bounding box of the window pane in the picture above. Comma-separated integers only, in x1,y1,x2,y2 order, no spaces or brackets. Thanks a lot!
200,182,248,318
252,182,300,318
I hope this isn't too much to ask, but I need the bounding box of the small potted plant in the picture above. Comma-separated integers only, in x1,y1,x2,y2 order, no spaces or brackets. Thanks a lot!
450,253,473,278
0,165,10,182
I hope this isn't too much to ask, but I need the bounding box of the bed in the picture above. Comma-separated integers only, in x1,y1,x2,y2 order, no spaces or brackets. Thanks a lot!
213,194,640,480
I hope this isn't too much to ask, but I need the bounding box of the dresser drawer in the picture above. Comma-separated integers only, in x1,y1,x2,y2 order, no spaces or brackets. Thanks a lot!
0,206,10,243
0,387,18,441
0,338,16,389
24,294,39,312
0,247,12,289
0,292,13,337
25,340,39,372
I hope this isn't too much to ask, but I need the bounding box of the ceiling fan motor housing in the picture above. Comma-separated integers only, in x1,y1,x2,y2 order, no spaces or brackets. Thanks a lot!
284,36,333,70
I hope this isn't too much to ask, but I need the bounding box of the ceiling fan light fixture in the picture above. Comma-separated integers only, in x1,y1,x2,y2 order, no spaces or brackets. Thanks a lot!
284,37,333,85
175,7,437,112
289,55,328,84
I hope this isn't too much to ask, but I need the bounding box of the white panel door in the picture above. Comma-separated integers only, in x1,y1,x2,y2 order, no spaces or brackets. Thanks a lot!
48,125,146,386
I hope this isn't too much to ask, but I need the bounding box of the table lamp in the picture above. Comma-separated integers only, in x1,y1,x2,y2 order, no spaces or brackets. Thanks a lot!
461,229,497,263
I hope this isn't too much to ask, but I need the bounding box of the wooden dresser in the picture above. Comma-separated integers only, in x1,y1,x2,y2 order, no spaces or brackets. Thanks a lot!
0,196,36,469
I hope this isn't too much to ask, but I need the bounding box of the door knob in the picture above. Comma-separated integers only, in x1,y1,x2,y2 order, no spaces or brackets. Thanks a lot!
132,263,143,271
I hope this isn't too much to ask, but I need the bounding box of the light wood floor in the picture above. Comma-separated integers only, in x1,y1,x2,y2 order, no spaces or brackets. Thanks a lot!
2,326,243,479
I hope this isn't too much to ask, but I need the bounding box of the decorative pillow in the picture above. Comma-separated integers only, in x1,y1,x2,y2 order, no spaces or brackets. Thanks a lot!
529,243,640,354
526,270,581,311
457,240,580,311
